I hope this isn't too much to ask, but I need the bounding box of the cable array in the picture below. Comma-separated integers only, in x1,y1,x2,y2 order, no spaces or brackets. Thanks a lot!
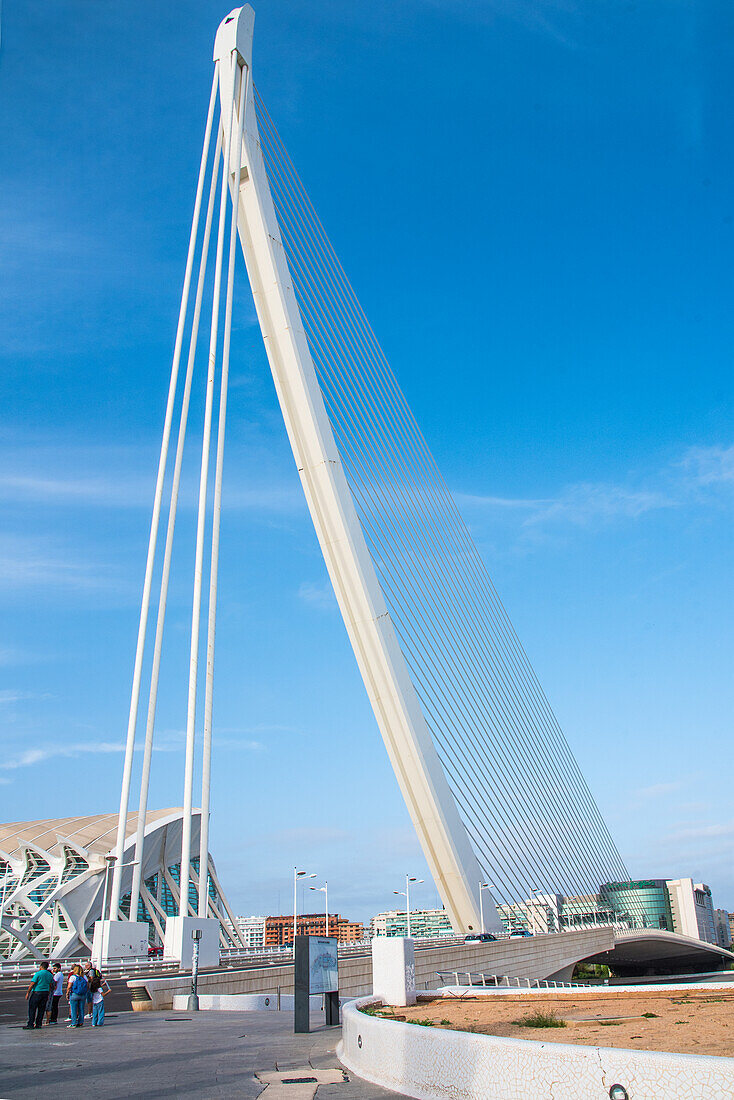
255,88,644,927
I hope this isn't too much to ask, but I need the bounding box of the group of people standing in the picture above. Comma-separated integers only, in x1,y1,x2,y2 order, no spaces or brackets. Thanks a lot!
25,960,111,1030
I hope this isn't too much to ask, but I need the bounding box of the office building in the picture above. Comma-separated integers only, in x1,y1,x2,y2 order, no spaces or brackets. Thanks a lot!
713,909,731,949
370,907,454,938
227,915,267,950
264,913,364,945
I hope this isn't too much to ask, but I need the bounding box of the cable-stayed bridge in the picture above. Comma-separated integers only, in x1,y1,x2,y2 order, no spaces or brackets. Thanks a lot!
109,5,647,941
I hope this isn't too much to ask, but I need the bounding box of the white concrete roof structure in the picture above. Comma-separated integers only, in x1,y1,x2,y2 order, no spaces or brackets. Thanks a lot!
0,809,243,961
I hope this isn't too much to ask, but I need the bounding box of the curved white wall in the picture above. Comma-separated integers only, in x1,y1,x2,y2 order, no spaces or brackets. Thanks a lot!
338,996,734,1100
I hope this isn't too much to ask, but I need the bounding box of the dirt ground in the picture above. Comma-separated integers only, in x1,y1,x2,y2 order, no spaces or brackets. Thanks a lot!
371,989,734,1057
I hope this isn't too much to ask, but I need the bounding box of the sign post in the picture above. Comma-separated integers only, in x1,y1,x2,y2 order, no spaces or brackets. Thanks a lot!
294,934,338,1033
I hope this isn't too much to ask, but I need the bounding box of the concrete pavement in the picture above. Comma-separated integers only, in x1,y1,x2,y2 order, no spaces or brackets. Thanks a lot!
0,1008,407,1099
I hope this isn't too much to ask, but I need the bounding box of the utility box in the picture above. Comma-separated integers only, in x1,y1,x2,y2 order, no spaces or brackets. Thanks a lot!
372,936,416,1006
163,916,220,969
92,920,149,966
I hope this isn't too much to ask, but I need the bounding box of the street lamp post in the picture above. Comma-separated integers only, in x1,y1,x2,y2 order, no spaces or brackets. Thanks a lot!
49,901,58,959
101,856,117,923
101,857,140,923
393,875,423,938
310,882,328,936
478,882,497,935
293,868,316,951
0,869,11,964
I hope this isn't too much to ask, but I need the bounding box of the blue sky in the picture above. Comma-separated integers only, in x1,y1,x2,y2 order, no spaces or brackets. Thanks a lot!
1,0,733,922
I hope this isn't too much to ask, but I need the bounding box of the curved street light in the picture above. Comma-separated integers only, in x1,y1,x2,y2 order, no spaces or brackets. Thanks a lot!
393,875,423,938
293,868,316,951
310,882,329,936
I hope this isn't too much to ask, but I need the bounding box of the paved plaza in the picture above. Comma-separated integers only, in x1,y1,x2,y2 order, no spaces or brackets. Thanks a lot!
0,1008,406,1099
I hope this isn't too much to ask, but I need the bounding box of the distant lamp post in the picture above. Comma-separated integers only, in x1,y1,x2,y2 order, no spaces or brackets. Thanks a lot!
293,868,316,951
101,857,139,923
0,867,12,960
393,875,423,938
478,882,497,935
310,882,329,936
101,856,117,923
49,901,58,959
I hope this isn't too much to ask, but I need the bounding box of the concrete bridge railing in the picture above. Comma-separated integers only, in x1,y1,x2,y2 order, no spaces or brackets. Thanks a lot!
128,928,615,1010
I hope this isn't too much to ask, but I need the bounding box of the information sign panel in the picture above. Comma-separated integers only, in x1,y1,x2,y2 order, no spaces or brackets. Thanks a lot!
294,934,339,1032
308,936,338,994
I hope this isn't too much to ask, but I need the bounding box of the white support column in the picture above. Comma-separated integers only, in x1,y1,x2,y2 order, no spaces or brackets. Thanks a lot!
128,124,224,923
109,68,220,921
179,49,239,916
198,56,248,918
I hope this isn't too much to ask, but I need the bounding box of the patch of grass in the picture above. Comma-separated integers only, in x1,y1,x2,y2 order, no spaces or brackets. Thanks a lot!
641,1012,659,1018
408,1018,435,1027
440,1019,451,1026
514,1010,567,1029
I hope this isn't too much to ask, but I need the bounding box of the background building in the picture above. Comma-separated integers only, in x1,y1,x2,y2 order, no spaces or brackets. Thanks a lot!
599,879,719,943
713,909,731,949
599,880,674,931
264,913,364,946
667,879,717,944
0,809,242,961
370,908,454,938
226,915,266,950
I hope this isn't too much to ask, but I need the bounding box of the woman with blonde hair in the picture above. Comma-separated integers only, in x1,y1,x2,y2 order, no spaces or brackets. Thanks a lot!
66,964,88,1028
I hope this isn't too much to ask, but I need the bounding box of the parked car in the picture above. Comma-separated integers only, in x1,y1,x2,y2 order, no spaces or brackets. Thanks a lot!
509,930,533,938
147,944,163,957
464,933,498,943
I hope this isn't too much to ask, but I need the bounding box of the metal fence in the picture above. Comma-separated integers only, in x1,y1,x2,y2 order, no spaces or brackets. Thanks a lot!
436,971,590,990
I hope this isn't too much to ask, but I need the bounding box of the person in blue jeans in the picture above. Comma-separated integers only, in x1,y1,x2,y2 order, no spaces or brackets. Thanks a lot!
89,971,110,1026
66,964,88,1028
24,961,55,1029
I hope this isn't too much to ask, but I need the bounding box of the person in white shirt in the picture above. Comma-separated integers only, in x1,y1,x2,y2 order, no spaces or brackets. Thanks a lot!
89,970,111,1027
45,963,64,1025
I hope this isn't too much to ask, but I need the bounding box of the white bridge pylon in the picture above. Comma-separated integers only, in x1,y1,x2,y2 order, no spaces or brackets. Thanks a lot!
215,5,487,933
111,4,642,939
108,3,489,935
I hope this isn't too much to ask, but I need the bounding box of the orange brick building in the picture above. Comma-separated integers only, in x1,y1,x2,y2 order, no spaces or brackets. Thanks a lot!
265,913,364,946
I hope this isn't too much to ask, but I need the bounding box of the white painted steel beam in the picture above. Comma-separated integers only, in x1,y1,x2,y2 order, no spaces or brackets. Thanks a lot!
212,6,489,934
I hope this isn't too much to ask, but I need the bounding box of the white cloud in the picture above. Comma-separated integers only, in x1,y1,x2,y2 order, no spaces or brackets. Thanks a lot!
0,690,37,705
0,741,126,771
672,821,734,841
0,535,112,593
0,732,261,776
680,444,734,488
0,442,303,517
298,580,337,610
525,483,672,527
457,441,734,541
633,781,683,800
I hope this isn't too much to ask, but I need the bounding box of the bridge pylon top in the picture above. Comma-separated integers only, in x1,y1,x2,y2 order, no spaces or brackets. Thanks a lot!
213,5,254,67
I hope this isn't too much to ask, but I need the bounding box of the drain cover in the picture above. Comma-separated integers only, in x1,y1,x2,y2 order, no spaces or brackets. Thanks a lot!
282,1078,318,1085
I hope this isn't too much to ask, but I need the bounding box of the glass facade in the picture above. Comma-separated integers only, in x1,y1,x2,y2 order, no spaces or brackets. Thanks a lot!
118,859,219,941
599,880,673,931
